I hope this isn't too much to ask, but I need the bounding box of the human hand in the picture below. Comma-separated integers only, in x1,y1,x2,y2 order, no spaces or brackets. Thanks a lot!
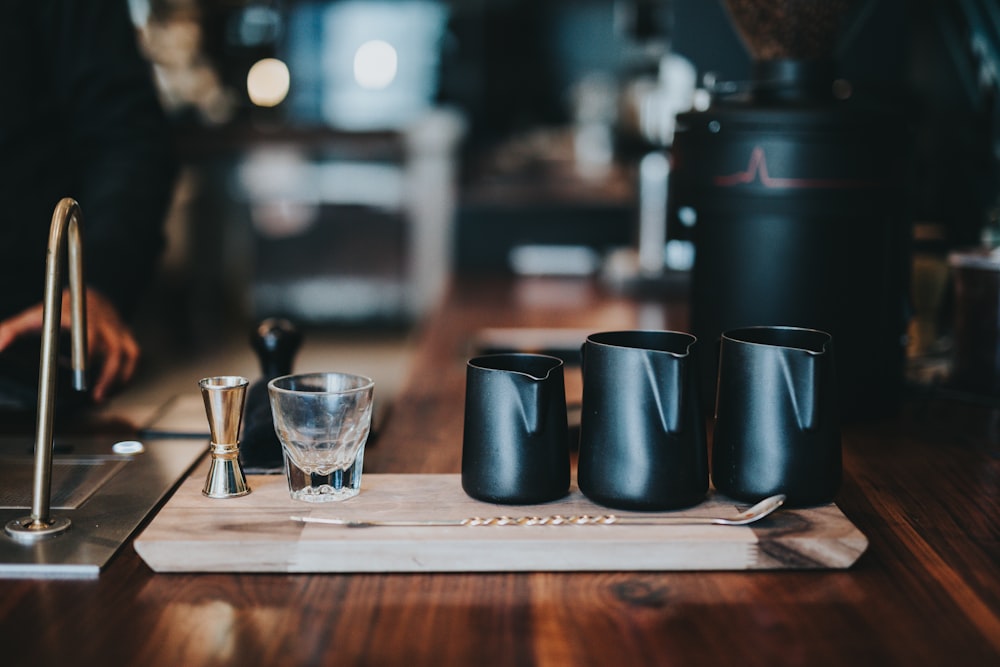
0,288,140,402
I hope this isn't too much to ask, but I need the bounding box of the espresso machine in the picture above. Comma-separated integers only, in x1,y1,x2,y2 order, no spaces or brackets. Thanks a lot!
671,0,911,419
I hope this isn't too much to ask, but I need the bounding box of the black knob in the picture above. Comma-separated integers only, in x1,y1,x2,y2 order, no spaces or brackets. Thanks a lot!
241,318,302,472
251,318,303,380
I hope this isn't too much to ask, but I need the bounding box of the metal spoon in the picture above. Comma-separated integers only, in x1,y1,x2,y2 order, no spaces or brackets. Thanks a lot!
290,494,785,528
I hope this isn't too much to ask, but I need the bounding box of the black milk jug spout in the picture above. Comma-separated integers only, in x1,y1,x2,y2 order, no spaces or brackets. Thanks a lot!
647,347,688,435
514,366,555,436
787,346,827,433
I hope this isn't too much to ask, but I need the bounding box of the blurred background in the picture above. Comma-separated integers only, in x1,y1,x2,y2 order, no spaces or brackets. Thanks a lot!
121,0,998,394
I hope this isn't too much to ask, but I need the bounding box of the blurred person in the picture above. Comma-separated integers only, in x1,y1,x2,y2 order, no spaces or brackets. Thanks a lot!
0,0,177,406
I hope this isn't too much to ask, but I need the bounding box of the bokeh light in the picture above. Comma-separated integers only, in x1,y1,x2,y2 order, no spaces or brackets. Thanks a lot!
352,40,398,90
247,57,291,107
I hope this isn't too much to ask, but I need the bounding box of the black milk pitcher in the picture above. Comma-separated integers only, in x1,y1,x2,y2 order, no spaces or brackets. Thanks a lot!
712,326,841,507
578,331,708,511
462,353,570,504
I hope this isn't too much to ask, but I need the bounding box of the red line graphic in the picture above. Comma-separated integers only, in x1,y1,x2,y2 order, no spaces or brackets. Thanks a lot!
713,146,879,189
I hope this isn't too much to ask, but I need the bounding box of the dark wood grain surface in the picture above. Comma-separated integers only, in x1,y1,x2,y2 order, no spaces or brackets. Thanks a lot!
4,274,999,667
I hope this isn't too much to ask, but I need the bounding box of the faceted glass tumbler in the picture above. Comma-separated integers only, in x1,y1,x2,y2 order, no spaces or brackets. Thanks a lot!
267,372,374,502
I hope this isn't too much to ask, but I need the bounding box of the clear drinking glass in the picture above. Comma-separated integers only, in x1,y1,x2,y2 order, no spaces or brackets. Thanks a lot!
267,372,375,502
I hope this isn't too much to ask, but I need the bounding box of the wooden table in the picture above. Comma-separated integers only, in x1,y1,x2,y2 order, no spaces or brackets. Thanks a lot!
4,274,999,666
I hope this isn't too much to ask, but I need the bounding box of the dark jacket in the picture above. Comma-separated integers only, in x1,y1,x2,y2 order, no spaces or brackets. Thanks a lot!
0,0,177,319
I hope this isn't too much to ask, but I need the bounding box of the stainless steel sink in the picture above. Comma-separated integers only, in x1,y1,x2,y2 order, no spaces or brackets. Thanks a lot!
0,199,209,577
0,434,205,578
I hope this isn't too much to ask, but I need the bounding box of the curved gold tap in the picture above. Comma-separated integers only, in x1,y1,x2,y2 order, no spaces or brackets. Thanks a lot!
5,197,88,541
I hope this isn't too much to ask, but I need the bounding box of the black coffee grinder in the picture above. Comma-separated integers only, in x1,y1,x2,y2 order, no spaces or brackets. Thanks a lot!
671,0,911,419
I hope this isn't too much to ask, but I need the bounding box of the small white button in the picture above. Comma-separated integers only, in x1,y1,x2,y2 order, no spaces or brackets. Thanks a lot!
112,440,145,455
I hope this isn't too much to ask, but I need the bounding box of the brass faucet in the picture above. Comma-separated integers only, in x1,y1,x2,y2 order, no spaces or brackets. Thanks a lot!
5,198,88,541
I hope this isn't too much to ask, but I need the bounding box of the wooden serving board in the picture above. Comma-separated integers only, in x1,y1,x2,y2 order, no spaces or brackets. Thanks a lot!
134,470,867,573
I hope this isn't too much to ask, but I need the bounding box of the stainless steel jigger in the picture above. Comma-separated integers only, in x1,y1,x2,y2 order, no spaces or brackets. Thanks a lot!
199,376,252,498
